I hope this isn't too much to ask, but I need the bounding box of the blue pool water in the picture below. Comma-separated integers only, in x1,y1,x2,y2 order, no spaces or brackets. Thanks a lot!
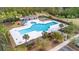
19,20,58,35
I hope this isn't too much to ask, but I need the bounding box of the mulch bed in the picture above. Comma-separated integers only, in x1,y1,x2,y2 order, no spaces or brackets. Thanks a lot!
27,40,60,51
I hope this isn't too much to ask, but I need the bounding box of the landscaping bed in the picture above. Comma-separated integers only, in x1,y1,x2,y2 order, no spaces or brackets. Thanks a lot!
25,31,64,51
26,40,60,51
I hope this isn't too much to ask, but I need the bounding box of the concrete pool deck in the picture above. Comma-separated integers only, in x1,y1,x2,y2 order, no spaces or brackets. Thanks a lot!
9,19,67,46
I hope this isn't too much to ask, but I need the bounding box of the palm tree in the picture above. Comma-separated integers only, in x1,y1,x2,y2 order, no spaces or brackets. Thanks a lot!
23,34,29,40
34,38,46,50
35,38,51,51
59,24,64,29
52,32,64,43
42,31,48,39
63,23,76,34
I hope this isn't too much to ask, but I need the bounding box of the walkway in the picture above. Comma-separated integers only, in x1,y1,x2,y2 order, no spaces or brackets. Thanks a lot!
49,34,79,51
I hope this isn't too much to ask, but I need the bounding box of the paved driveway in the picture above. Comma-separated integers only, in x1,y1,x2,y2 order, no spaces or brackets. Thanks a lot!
58,46,75,51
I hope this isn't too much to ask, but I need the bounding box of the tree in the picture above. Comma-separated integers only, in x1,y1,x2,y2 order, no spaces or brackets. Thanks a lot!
23,34,29,40
59,24,64,28
74,38,79,47
42,31,48,39
0,24,8,41
0,7,79,20
52,32,64,43
35,38,50,51
0,24,8,51
35,39,43,50
0,34,5,50
63,22,77,34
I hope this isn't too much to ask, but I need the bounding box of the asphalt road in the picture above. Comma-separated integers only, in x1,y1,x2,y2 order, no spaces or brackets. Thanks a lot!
58,46,74,51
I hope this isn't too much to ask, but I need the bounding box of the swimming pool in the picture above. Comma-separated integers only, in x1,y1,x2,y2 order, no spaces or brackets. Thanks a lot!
19,20,58,35
10,19,66,46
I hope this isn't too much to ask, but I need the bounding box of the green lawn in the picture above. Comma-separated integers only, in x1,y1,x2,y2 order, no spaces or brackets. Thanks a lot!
13,45,27,51
60,18,79,26
5,23,21,30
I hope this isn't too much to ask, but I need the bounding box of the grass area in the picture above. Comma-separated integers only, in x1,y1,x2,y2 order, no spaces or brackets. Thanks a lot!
61,18,79,26
5,23,21,30
67,19,79,26
13,45,27,51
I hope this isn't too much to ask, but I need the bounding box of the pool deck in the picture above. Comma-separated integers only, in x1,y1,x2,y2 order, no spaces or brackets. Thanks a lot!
9,19,67,47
